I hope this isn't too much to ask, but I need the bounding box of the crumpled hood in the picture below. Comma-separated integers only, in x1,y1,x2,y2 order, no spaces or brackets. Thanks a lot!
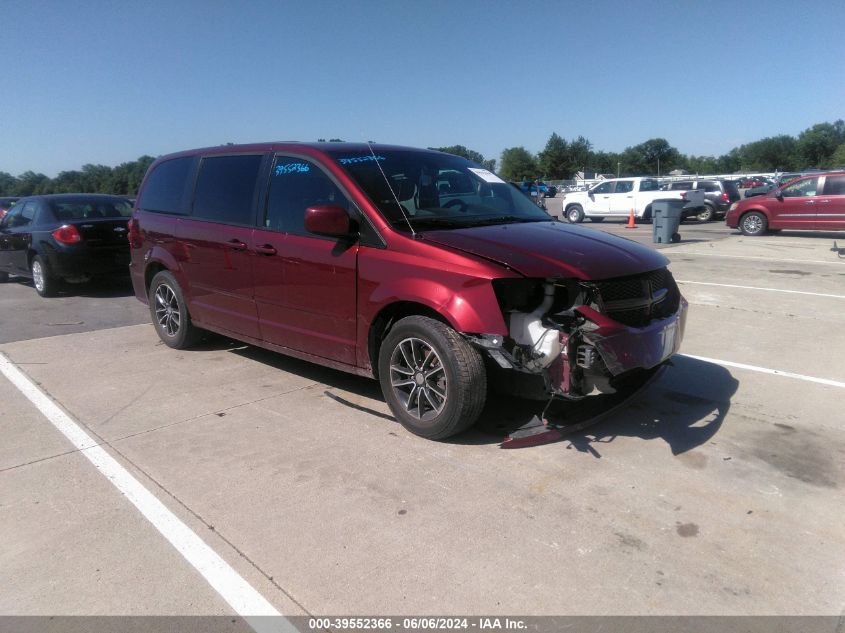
420,221,668,279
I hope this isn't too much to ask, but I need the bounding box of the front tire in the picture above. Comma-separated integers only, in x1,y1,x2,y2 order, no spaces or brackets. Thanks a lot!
31,255,58,297
378,315,486,440
148,270,201,348
567,205,584,223
739,211,768,236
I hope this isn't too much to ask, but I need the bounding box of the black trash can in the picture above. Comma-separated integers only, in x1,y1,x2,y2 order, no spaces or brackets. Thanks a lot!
652,198,685,243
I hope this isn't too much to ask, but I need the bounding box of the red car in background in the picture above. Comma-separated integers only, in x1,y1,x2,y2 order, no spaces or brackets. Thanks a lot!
726,171,845,235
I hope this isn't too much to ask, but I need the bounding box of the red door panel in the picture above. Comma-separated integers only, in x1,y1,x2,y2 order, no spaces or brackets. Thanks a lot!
176,218,259,338
816,175,845,231
253,229,358,365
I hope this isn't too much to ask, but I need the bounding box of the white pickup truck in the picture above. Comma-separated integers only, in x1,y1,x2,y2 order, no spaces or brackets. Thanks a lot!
560,177,689,223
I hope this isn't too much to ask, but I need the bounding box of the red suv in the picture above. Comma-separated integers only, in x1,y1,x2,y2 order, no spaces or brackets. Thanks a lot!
129,143,687,439
726,172,845,235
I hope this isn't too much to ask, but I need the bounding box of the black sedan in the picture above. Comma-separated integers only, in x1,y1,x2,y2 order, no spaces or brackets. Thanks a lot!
0,194,132,297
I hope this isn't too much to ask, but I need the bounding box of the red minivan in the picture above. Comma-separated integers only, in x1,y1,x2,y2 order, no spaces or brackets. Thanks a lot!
726,171,845,235
129,143,687,439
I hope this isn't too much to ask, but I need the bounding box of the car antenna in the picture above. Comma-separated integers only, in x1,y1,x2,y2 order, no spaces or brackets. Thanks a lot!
365,139,416,238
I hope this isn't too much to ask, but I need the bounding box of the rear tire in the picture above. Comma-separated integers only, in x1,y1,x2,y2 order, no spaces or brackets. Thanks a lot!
148,270,201,349
31,255,58,297
739,211,768,236
697,205,715,222
378,315,486,440
567,205,584,223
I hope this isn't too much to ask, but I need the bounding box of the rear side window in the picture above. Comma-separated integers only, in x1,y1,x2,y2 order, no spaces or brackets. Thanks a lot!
824,175,845,196
615,180,634,193
6,201,37,228
138,157,194,214
192,155,263,225
699,181,719,192
265,155,349,235
639,179,659,191
668,181,693,190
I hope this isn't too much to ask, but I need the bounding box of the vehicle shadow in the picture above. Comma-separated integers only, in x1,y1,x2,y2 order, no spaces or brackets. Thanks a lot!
205,337,737,456
460,355,738,455
10,275,136,298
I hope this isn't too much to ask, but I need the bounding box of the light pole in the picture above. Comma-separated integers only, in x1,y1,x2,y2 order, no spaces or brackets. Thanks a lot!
617,161,620,177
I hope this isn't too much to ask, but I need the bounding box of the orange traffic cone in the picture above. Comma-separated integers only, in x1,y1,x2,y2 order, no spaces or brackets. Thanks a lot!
625,208,637,228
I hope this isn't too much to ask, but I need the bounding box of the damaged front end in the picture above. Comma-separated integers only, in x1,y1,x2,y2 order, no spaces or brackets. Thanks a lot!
470,268,687,400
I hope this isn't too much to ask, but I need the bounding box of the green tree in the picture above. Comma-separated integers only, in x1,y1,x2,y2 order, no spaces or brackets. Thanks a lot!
537,133,570,179
430,145,495,171
621,138,681,176
830,143,845,168
589,150,622,176
796,121,845,168
14,171,50,196
568,136,593,177
0,171,15,196
498,147,538,181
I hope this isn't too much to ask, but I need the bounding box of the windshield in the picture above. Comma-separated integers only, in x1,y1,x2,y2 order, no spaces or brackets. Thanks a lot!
327,149,551,230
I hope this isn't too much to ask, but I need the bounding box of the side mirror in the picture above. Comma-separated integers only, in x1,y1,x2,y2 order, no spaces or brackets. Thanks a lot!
775,190,784,201
304,205,352,237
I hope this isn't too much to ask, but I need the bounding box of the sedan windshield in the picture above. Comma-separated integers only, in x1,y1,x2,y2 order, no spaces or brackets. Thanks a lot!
327,149,551,230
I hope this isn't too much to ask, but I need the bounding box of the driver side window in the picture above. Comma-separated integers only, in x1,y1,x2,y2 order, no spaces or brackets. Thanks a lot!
265,156,350,235
593,182,613,194
782,177,818,197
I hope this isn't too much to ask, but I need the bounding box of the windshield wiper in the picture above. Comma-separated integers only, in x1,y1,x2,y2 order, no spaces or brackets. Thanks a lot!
459,215,549,227
397,216,469,228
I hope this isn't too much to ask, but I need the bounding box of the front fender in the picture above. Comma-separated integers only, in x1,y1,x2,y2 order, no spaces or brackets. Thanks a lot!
367,275,508,335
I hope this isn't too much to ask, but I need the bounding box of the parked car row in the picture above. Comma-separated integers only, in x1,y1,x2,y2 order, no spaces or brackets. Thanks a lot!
4,143,842,440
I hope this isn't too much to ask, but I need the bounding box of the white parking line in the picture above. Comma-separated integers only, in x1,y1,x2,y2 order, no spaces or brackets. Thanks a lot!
0,353,294,633
679,354,845,389
676,280,845,300
669,252,844,266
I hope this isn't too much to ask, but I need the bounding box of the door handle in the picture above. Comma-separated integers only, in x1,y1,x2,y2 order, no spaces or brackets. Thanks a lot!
254,244,277,256
226,239,247,250
819,200,831,204
803,200,816,205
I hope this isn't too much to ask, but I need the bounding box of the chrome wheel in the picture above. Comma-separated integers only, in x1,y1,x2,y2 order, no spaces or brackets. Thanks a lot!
32,260,45,292
154,283,181,337
389,337,448,421
741,213,764,235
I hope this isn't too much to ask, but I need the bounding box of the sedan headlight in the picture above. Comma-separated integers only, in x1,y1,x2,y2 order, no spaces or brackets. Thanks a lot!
729,202,738,211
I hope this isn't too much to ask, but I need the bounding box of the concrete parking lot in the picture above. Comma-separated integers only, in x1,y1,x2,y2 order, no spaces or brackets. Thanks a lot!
2,209,844,626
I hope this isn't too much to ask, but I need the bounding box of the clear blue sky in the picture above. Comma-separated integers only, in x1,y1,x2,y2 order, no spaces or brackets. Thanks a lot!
2,0,843,177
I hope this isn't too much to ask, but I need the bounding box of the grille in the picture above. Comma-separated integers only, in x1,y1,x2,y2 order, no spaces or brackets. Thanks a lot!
590,268,680,327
